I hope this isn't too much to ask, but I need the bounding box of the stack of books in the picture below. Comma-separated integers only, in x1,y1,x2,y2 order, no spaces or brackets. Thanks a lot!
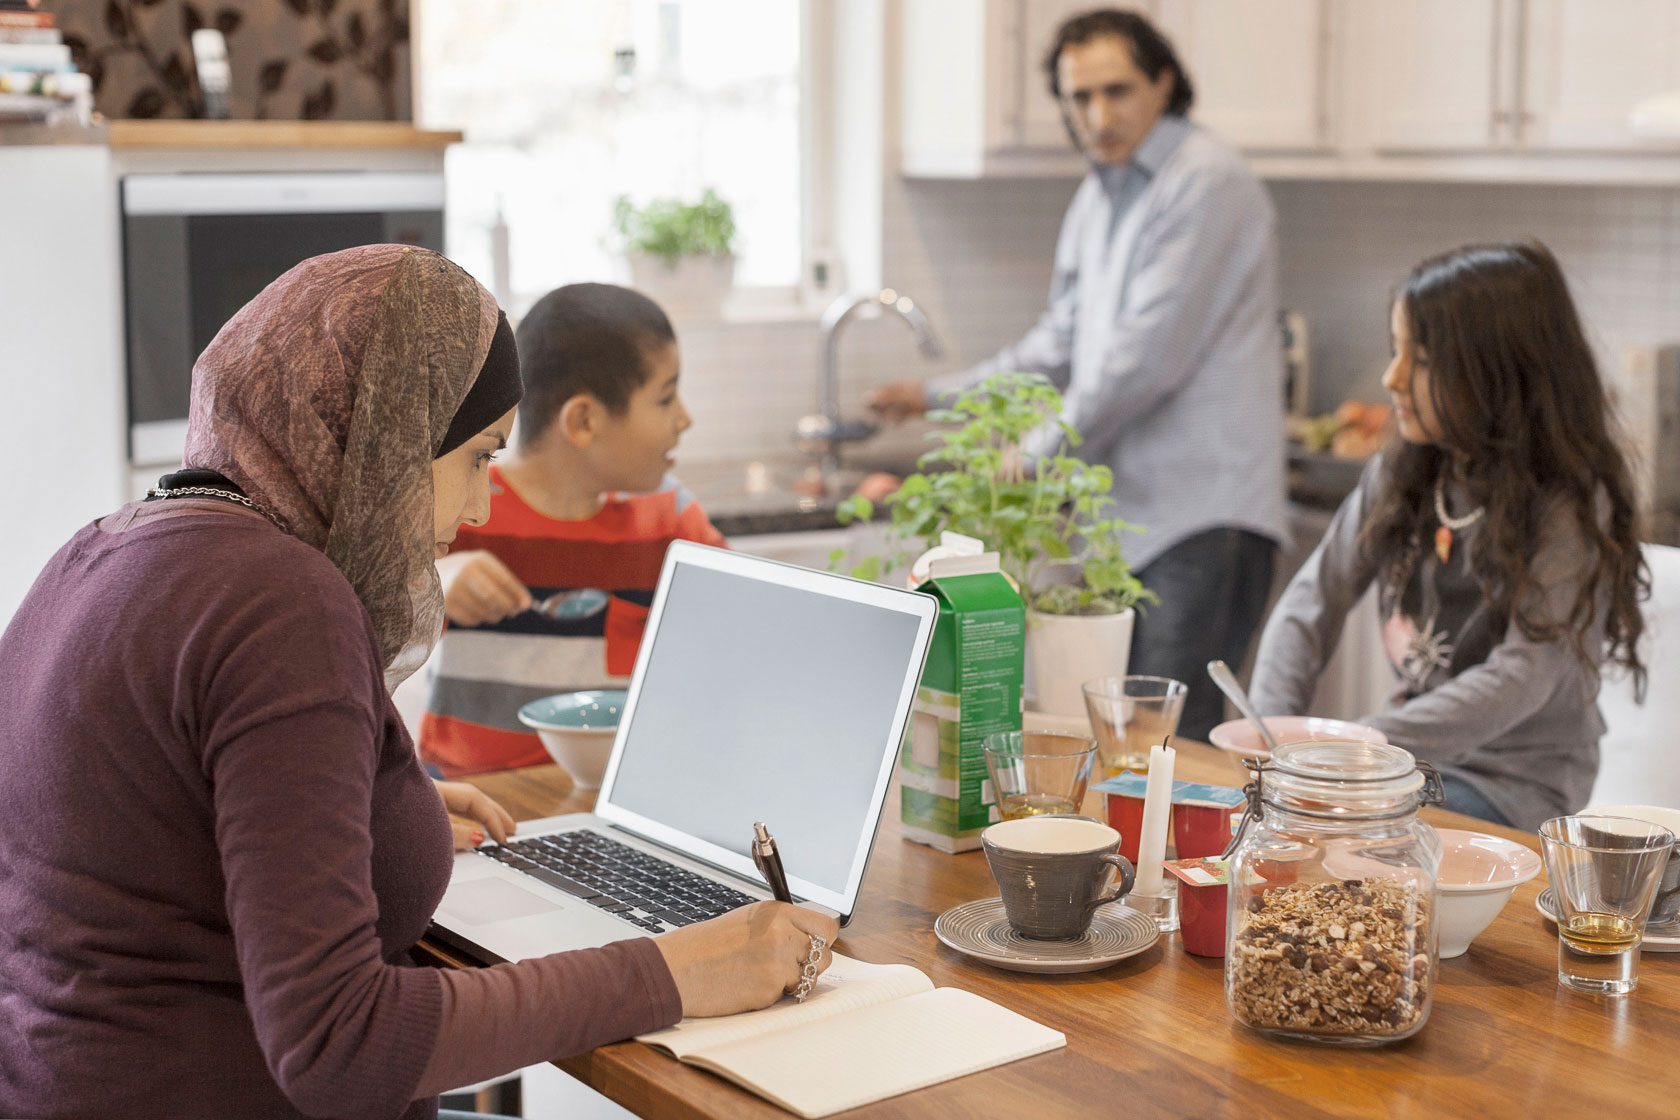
0,7,92,126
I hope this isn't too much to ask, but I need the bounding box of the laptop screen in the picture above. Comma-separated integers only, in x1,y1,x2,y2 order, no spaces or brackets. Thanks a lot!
595,543,935,919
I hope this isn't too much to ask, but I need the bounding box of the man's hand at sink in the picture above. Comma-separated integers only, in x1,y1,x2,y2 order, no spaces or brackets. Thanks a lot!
852,472,901,503
865,380,929,422
437,548,533,627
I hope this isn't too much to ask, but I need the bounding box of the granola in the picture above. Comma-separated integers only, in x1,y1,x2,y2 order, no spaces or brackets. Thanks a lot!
1227,877,1431,1036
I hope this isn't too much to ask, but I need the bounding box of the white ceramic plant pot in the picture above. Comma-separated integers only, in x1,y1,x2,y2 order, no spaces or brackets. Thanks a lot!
1026,607,1135,720
626,252,736,319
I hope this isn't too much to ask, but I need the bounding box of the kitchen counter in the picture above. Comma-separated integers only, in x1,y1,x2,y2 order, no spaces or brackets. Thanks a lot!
688,441,1365,539
106,120,461,148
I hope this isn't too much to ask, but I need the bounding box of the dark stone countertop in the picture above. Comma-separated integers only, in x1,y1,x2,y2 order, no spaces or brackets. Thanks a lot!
688,441,1367,538
679,455,903,538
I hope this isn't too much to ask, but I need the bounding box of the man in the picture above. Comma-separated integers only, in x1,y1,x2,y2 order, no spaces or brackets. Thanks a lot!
870,8,1288,741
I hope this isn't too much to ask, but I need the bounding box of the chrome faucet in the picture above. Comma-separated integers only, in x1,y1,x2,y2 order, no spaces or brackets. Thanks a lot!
797,288,944,475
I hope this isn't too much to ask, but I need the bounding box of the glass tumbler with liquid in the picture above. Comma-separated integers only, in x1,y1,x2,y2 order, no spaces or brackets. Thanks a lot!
1082,676,1187,778
1539,814,1675,995
982,730,1098,821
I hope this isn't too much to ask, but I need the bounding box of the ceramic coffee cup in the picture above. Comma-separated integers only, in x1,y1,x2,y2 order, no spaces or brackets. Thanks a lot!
981,815,1136,940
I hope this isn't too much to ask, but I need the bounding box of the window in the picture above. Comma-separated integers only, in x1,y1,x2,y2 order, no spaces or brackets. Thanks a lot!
416,0,803,314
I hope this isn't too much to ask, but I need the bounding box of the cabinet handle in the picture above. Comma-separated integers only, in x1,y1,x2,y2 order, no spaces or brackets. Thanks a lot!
1315,0,1331,144
1512,0,1531,145
1489,0,1506,143
1010,0,1027,146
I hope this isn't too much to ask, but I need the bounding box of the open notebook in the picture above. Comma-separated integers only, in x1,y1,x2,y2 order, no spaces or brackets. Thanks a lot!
636,955,1065,1118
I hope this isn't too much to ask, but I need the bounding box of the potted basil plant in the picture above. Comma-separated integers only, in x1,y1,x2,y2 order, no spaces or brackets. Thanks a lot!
612,188,737,318
836,371,1157,716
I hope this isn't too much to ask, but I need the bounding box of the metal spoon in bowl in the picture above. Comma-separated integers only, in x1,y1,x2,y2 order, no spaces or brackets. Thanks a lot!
1206,659,1280,756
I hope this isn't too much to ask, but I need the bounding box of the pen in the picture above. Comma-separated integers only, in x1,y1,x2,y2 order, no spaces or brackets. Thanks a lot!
751,821,793,903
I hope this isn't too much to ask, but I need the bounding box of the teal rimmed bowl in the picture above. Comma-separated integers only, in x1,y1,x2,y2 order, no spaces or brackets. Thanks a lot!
517,690,626,788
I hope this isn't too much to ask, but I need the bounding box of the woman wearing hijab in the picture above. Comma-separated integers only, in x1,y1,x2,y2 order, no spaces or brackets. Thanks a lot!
0,245,836,1120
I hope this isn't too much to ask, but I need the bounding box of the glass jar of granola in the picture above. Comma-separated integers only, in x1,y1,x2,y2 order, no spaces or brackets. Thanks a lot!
1224,740,1443,1045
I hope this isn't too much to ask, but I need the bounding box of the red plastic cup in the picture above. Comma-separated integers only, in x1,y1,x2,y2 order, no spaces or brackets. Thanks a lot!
1105,793,1145,862
1178,879,1229,956
1172,803,1232,860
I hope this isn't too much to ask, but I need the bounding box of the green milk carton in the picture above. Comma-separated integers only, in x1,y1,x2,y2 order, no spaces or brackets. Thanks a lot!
899,551,1025,852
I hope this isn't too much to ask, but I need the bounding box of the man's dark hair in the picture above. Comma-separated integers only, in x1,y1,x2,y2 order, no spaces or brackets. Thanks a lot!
1043,8,1194,116
513,283,676,442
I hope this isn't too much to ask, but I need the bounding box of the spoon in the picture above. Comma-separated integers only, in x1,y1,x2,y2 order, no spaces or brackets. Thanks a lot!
529,587,610,621
1206,659,1280,756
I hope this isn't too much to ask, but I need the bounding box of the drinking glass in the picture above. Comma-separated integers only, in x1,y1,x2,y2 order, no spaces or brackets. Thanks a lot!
982,731,1098,821
1082,676,1188,779
1539,814,1676,994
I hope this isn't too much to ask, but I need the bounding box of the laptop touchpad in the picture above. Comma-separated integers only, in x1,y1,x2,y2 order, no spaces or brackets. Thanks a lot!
438,877,563,926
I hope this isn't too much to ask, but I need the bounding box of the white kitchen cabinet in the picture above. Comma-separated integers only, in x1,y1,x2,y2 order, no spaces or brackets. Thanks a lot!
901,0,1680,183
1366,0,1506,151
901,0,1335,171
1522,0,1680,149
1155,0,1334,151
0,138,127,630
1363,0,1680,153
1015,0,1112,149
899,0,1090,177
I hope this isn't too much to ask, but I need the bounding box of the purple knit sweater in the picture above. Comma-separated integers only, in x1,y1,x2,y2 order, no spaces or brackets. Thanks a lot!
0,502,681,1120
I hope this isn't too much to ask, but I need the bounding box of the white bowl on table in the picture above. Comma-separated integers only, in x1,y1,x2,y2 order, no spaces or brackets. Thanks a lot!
1435,828,1543,958
516,690,626,789
1207,715,1387,758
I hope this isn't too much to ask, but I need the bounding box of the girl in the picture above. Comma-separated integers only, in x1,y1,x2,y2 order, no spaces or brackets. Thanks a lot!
1250,241,1647,831
0,245,834,1120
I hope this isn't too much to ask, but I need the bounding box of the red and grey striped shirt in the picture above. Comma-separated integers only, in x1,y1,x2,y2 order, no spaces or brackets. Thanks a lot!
418,464,726,777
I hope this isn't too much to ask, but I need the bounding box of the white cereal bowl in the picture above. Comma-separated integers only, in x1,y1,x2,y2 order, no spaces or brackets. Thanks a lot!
1207,716,1387,759
1435,828,1543,958
516,690,626,789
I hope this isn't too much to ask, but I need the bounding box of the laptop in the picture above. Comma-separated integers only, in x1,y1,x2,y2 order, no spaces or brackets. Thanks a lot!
429,540,938,964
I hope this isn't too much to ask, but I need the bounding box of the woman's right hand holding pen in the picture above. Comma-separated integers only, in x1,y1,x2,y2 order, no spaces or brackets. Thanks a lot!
654,903,838,1017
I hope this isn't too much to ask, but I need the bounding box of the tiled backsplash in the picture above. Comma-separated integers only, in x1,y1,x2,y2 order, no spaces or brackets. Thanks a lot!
675,176,1680,477
1270,180,1680,415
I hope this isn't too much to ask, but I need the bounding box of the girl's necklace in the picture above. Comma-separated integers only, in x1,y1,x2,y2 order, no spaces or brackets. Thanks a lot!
1433,475,1484,564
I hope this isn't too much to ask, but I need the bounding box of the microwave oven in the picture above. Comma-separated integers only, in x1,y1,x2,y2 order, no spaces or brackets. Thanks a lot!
121,171,446,466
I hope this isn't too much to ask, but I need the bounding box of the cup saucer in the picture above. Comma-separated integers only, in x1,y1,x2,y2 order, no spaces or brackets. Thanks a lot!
933,897,1159,973
1534,887,1680,951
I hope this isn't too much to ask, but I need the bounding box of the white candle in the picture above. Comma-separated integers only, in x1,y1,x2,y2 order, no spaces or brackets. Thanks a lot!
1133,742,1176,896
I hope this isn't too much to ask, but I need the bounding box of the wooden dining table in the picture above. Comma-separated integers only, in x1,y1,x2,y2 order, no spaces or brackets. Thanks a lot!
438,741,1679,1119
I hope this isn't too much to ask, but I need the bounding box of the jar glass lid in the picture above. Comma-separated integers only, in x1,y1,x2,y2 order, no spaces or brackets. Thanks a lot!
1262,740,1427,813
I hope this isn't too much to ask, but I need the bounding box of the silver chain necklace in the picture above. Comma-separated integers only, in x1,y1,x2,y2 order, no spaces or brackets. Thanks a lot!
146,484,284,529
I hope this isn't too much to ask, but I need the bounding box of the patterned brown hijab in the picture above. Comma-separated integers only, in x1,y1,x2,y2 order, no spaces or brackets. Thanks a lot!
182,245,501,686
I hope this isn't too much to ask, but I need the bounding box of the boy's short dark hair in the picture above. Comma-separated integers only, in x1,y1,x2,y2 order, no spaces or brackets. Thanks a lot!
513,283,676,439
1043,8,1194,116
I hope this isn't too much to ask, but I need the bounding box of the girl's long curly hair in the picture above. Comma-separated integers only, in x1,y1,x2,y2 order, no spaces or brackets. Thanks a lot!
1358,241,1648,695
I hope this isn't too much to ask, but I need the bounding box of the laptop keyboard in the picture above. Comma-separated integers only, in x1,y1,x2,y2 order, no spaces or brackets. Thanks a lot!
481,829,757,933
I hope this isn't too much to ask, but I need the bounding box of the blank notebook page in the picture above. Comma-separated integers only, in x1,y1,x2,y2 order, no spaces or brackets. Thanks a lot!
681,986,1066,1119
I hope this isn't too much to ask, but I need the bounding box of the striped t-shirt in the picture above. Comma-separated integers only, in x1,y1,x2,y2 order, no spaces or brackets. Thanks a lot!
418,465,726,777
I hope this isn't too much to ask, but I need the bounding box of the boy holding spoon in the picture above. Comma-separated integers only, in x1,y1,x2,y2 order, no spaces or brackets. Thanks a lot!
418,283,725,777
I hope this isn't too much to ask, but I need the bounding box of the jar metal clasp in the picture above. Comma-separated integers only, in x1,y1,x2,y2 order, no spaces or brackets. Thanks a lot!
1218,755,1444,860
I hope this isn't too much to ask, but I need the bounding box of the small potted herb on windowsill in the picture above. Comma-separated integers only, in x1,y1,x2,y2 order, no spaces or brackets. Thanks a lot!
836,371,1156,717
613,188,737,319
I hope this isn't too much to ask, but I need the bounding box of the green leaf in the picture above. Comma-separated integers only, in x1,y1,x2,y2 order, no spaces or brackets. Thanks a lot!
832,370,1154,612
612,189,737,262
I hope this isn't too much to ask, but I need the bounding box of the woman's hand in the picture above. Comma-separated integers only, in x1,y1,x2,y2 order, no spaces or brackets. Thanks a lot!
437,549,532,627
653,902,840,1018
433,780,516,850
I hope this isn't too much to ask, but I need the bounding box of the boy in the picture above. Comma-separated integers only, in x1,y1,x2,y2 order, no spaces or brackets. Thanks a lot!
418,283,725,777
